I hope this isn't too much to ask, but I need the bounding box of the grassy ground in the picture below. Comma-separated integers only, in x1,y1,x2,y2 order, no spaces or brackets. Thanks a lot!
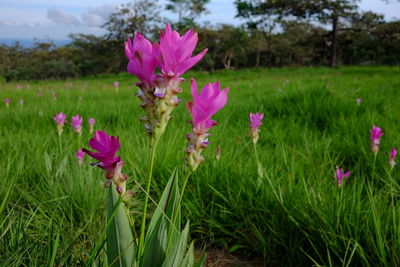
1,66,400,266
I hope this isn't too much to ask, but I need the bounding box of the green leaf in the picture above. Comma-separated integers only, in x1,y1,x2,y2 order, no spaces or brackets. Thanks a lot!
181,242,195,267
162,221,190,267
141,169,181,267
107,184,135,267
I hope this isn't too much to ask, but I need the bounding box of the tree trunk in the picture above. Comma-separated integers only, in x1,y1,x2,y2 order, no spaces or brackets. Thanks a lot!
330,15,339,68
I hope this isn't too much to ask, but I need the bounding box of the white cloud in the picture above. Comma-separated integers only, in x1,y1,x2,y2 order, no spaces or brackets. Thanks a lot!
81,4,117,28
47,8,81,26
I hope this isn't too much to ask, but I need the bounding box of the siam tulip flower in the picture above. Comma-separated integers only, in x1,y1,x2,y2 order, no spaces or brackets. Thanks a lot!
157,24,208,78
126,25,207,138
249,112,264,144
88,118,95,133
71,114,83,135
390,148,397,168
83,130,128,195
113,81,119,88
19,99,24,105
370,125,384,153
356,98,362,105
4,98,10,108
75,149,85,164
185,78,229,171
125,32,159,84
334,166,350,186
53,112,67,135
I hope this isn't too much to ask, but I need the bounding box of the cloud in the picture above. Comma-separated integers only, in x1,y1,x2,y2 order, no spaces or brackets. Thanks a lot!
80,4,116,28
47,8,81,26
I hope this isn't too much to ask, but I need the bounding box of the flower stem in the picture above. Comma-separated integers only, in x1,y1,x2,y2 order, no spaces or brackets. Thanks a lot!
138,135,160,256
253,141,263,186
372,151,377,180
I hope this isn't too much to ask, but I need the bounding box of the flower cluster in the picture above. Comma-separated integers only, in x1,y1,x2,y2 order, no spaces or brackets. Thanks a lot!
370,125,384,153
185,78,229,171
88,118,96,133
83,130,128,195
71,115,83,136
249,112,264,144
125,24,207,137
390,148,397,168
4,98,11,108
334,166,350,186
54,112,67,135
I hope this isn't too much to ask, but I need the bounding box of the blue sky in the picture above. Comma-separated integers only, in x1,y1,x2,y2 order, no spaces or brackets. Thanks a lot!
0,0,399,40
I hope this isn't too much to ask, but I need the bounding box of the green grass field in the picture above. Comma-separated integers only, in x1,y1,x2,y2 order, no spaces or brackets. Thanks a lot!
1,66,400,266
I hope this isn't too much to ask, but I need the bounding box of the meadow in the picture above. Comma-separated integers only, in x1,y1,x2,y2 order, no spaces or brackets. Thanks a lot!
1,66,400,266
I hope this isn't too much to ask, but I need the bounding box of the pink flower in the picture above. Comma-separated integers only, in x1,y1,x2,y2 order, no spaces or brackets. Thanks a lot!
83,130,128,194
390,148,397,168
4,98,11,104
53,113,67,126
88,118,95,126
88,118,95,133
334,166,350,186
249,112,264,143
356,98,362,105
250,113,264,130
186,78,229,134
125,32,160,83
71,115,83,135
185,79,229,171
370,125,384,152
157,24,207,77
75,149,85,164
113,81,119,88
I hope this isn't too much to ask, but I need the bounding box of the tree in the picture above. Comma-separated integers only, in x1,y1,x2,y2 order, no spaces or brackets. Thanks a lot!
166,0,210,23
235,0,281,67
237,0,360,67
103,0,162,41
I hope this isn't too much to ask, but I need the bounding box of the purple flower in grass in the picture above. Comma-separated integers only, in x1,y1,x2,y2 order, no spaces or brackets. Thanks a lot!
88,118,95,133
185,78,229,171
53,113,67,135
249,112,264,143
370,125,384,153
83,130,128,195
4,98,10,108
71,115,83,135
75,149,85,164
334,166,350,186
390,148,397,168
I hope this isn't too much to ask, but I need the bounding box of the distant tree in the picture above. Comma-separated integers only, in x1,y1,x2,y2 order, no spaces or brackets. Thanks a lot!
166,0,210,23
235,0,281,68
103,0,162,40
237,0,361,67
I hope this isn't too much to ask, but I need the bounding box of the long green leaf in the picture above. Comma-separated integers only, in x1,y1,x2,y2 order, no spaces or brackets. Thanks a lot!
107,184,135,267
141,169,181,266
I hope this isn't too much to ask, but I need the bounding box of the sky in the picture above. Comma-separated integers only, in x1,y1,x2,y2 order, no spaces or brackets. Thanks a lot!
0,0,399,41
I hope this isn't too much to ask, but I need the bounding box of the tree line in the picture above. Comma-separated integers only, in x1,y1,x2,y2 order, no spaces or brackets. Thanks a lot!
0,0,399,81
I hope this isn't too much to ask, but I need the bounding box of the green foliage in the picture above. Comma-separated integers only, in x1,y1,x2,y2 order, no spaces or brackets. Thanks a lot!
106,185,135,267
1,67,400,265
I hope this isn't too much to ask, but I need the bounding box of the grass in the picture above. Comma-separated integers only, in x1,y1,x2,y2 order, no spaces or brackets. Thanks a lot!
1,66,400,266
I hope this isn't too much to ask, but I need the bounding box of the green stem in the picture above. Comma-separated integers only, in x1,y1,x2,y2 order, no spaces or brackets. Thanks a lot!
253,141,263,181
166,170,192,253
138,136,160,256
372,151,377,180
58,132,62,152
